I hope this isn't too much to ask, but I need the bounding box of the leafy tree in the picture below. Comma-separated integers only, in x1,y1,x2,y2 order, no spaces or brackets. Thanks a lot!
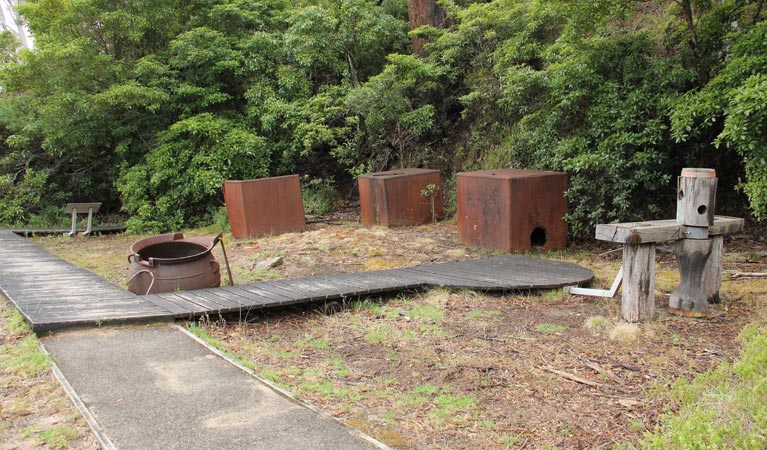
285,0,407,88
119,114,269,231
1,0,764,234
672,18,767,219
344,54,447,172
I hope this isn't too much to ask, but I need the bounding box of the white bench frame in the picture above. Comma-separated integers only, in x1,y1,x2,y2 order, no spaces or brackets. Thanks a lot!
64,202,101,236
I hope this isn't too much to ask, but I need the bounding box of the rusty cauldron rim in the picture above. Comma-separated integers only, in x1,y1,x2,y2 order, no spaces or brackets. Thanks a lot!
128,232,223,268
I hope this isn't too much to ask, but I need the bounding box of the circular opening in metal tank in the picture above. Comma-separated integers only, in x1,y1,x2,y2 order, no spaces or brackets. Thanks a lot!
138,242,207,262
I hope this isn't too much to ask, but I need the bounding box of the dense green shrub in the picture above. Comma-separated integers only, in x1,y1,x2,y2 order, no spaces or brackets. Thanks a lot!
0,0,764,232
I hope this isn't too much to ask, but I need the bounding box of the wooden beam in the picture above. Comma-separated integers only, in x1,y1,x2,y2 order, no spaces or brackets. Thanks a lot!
595,216,744,244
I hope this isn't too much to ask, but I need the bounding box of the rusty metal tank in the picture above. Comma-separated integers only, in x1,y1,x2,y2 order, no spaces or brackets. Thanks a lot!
358,168,444,227
127,232,222,295
456,169,568,253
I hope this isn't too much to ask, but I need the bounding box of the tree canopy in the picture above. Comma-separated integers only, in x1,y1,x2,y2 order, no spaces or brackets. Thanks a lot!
0,0,765,235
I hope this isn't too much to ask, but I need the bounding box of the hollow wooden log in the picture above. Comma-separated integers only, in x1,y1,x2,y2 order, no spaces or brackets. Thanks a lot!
677,169,716,228
621,243,655,322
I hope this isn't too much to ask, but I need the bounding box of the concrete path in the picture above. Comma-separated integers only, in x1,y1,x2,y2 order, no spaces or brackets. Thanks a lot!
42,324,386,450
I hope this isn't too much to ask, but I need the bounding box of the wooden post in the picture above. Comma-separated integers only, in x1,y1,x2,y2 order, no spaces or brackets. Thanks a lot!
670,168,718,317
669,239,713,316
621,243,655,322
703,234,723,304
676,168,716,229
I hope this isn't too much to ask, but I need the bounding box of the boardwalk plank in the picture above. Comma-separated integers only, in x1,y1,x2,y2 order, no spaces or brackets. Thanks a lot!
216,287,272,307
162,291,228,312
143,295,193,316
143,293,207,314
193,288,257,308
265,279,339,300
255,283,311,303
173,290,242,310
406,267,503,289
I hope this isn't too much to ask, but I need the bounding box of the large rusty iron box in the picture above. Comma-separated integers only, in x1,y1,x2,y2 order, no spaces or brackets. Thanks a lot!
223,175,306,239
456,169,567,252
358,168,444,227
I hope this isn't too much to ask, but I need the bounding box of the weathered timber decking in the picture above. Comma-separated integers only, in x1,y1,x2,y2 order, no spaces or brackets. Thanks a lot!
11,226,127,236
0,229,594,332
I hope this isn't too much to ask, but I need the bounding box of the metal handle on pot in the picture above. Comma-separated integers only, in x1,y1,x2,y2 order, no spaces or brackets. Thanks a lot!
128,253,155,268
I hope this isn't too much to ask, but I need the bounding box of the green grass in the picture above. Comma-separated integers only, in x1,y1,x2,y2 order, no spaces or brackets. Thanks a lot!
365,323,393,344
187,322,256,371
407,305,444,323
466,310,503,319
535,323,568,335
433,393,476,417
642,324,767,449
0,304,92,448
37,425,79,449
0,335,50,378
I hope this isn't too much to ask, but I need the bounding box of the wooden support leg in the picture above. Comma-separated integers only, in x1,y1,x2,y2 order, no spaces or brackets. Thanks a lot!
621,243,656,322
669,238,713,317
703,235,723,304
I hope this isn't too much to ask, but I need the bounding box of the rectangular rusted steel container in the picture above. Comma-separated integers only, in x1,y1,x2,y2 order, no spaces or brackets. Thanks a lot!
456,169,568,252
358,168,444,227
223,175,306,239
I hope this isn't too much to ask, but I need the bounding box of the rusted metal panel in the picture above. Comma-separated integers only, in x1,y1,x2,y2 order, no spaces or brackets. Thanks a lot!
223,175,306,239
358,168,443,227
456,169,568,253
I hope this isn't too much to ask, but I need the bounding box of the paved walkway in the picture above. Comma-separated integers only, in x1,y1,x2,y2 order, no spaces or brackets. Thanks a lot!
43,324,385,449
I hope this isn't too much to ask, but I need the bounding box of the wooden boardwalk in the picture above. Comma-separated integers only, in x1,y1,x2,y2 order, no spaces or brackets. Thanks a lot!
0,230,594,332
11,226,127,236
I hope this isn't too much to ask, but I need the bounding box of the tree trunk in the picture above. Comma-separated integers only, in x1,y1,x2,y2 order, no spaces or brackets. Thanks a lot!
407,0,448,55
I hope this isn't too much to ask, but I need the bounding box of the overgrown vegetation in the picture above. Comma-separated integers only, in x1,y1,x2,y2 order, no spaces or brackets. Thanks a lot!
0,300,94,449
643,325,767,449
0,0,765,234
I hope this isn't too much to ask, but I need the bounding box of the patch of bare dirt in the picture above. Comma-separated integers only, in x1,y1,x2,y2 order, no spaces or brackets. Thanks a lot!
222,216,499,284
31,212,767,449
